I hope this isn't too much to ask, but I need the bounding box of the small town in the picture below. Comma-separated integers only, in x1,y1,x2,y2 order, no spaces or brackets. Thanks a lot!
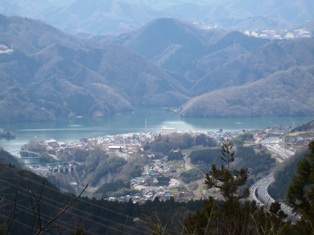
18,125,314,204
243,27,312,39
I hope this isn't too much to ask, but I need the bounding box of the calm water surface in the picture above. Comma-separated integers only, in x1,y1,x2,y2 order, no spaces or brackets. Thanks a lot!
0,108,313,156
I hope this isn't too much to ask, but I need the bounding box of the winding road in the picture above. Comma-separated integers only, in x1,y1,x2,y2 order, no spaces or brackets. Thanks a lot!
249,139,300,222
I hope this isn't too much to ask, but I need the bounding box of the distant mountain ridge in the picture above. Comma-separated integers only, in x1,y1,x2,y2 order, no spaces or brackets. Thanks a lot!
114,18,270,87
0,0,313,36
191,37,314,94
0,14,187,122
0,14,314,122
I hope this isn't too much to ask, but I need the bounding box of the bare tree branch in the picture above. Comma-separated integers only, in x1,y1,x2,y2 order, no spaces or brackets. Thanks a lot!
35,184,88,235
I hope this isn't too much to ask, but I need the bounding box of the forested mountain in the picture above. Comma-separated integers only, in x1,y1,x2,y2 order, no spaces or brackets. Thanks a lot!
181,65,314,117
0,14,187,122
114,18,269,87
191,38,314,94
113,18,314,118
0,14,314,121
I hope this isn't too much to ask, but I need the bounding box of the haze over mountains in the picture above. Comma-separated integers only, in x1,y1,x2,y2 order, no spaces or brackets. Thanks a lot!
0,1,314,122
1,0,314,35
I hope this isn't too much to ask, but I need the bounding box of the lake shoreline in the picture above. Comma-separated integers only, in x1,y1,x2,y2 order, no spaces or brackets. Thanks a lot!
0,108,313,157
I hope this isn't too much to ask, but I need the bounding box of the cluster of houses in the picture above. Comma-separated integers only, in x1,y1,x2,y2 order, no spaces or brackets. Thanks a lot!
42,129,248,163
108,188,175,204
110,157,193,203
39,132,155,160
22,125,314,203
86,132,154,154
243,28,311,40
42,127,262,162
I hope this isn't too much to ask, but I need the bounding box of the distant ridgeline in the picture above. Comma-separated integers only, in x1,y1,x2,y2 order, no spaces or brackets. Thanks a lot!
0,14,314,122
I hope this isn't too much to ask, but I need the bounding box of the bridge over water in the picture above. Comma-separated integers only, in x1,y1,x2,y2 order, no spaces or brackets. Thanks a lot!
20,150,74,173
47,162,74,174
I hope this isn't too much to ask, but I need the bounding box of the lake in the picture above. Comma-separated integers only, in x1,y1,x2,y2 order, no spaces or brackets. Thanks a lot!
0,107,313,156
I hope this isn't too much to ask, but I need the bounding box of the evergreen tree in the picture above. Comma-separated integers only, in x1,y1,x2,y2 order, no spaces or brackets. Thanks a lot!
286,140,314,233
205,140,249,204
202,140,251,234
183,140,288,235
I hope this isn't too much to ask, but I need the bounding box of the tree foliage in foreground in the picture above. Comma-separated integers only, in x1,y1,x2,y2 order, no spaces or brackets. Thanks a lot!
286,140,314,234
183,140,289,235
